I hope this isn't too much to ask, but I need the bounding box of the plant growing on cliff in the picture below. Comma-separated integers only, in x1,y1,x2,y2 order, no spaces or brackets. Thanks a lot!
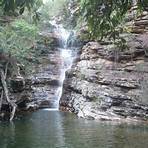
80,0,148,42
0,0,42,15
80,0,130,40
0,19,39,71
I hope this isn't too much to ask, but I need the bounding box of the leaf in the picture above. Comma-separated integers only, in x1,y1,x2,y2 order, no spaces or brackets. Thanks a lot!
19,7,25,14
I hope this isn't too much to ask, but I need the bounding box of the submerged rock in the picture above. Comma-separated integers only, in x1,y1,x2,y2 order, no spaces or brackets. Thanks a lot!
60,40,148,121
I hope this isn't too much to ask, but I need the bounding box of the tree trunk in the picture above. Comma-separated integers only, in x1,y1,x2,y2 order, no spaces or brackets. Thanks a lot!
0,69,17,121
0,90,3,111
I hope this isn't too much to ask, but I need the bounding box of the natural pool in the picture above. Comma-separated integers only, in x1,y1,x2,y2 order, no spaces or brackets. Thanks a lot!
0,110,148,148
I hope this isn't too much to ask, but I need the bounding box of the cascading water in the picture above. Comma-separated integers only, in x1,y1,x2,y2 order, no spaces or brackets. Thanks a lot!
49,20,77,110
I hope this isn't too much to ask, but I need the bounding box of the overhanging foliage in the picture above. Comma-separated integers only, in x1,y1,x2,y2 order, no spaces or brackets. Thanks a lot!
0,0,42,15
80,0,148,40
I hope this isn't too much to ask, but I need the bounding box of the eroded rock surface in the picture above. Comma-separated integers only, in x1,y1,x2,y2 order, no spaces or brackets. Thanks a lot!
24,49,62,110
60,40,148,121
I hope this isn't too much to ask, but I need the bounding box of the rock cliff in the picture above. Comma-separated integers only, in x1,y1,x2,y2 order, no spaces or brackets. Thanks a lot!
60,34,148,121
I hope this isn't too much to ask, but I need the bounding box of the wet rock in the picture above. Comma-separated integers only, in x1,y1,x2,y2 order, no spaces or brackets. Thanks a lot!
128,12,148,34
135,20,148,26
60,40,148,121
10,77,25,92
28,77,60,86
22,48,64,110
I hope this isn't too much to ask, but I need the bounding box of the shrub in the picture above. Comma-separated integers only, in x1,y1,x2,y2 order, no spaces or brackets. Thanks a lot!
0,19,39,72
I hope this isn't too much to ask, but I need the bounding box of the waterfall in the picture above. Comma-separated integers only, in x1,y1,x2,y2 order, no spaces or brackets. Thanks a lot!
49,20,77,110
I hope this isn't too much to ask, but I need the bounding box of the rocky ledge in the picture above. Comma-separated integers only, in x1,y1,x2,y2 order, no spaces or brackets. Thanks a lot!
0,44,62,120
60,37,148,121
22,49,62,110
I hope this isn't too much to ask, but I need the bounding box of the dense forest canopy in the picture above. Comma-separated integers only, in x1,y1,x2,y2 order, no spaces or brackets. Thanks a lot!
0,0,42,14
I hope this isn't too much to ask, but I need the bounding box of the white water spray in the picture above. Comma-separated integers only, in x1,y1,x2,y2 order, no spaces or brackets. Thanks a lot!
49,20,77,109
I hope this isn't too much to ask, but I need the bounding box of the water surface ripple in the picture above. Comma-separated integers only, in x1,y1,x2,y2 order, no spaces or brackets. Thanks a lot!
0,110,148,148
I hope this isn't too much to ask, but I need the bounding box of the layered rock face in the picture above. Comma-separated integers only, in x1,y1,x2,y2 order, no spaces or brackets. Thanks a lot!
0,49,61,116
0,36,62,116
60,39,148,121
132,11,148,34
24,49,62,110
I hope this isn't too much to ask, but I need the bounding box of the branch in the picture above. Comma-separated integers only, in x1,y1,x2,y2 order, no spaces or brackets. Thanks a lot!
5,62,9,79
0,90,3,111
0,62,9,111
0,69,17,121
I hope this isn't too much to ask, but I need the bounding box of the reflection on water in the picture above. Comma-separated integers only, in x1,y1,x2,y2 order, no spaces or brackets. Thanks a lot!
0,110,148,148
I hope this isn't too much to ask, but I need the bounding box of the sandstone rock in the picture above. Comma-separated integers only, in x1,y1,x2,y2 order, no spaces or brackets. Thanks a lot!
135,20,148,26
60,41,148,121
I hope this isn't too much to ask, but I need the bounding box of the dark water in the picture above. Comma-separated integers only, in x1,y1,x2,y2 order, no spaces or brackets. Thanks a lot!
0,110,148,148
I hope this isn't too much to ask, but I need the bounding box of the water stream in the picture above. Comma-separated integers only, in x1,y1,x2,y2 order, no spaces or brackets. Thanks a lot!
49,20,77,109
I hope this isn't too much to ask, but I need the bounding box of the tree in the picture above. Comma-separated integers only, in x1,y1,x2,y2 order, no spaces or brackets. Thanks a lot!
80,0,148,41
0,0,42,15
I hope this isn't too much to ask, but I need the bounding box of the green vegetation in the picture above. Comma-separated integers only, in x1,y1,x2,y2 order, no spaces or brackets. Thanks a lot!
0,19,39,71
0,0,44,75
40,0,68,19
0,0,42,15
79,0,148,43
12,19,38,37
0,0,147,73
0,0,70,75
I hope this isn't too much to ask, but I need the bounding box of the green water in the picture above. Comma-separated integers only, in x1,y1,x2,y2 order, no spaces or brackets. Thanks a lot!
0,110,148,148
